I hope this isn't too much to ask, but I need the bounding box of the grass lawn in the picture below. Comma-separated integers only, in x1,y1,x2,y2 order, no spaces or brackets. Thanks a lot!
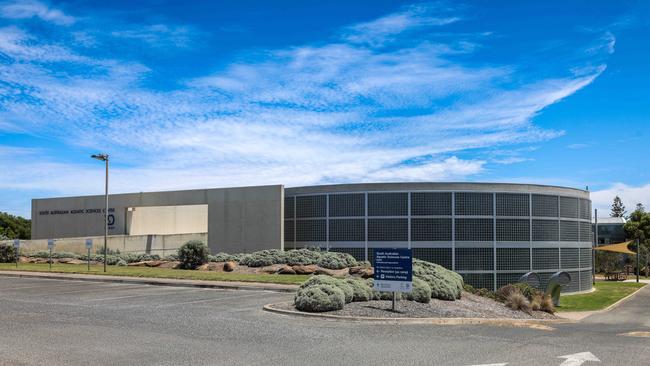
557,281,647,312
0,263,309,285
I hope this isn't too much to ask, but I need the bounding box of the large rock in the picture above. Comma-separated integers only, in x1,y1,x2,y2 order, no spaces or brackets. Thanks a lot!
278,265,296,275
258,264,285,274
57,257,77,264
144,260,164,267
158,261,181,269
196,262,222,271
315,267,349,278
127,261,148,267
223,261,237,272
66,259,87,265
358,267,374,279
292,264,317,275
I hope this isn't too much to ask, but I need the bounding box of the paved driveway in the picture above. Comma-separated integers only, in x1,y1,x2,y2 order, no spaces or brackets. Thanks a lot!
0,276,648,366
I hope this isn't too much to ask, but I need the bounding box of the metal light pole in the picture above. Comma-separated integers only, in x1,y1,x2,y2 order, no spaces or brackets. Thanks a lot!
636,238,640,283
91,153,109,272
593,209,598,285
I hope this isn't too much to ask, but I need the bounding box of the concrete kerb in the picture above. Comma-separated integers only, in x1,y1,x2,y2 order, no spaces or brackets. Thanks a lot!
0,270,299,293
558,283,648,321
263,302,572,330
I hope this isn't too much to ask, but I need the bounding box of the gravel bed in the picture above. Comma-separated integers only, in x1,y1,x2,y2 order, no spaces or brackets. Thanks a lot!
277,292,557,319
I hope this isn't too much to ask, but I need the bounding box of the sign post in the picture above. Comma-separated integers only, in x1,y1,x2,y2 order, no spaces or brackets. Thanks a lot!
373,248,412,311
85,239,93,271
13,239,20,268
47,239,55,270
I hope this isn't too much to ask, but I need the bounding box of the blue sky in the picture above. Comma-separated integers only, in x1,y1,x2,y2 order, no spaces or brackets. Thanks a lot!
0,0,649,218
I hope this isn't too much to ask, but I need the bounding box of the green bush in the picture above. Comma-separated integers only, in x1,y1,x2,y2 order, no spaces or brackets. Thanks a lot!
345,277,373,302
285,248,322,265
294,284,345,312
299,275,353,303
0,243,16,263
512,282,541,301
463,283,476,293
317,252,349,269
475,288,497,300
164,254,179,261
403,277,432,303
116,259,127,267
177,240,209,269
240,249,287,267
412,259,463,300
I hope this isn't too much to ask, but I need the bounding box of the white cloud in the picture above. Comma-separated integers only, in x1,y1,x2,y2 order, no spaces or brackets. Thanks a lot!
110,24,195,47
591,183,650,215
0,0,74,26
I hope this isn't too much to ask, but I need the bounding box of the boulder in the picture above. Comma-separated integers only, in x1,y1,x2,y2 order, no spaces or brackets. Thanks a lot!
278,265,296,275
292,264,317,275
358,267,374,279
57,257,76,264
196,262,221,271
315,267,349,278
158,261,181,269
258,264,285,274
66,259,86,265
223,261,237,272
127,261,148,267
144,260,164,267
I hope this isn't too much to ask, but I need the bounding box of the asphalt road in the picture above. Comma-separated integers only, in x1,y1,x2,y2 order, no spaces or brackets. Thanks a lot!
0,277,648,366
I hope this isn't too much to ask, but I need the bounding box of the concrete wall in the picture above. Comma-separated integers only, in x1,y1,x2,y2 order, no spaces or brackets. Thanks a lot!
126,205,208,235
31,185,284,254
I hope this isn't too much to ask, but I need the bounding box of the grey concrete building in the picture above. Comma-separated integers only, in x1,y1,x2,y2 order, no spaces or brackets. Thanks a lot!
32,182,593,292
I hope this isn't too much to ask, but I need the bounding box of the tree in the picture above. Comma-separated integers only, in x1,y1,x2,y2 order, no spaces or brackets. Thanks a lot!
635,203,646,213
0,212,31,240
610,196,626,217
624,205,650,277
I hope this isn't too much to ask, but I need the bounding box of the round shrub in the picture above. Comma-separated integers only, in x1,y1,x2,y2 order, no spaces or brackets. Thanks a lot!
177,240,209,269
240,249,287,267
116,259,127,267
285,248,322,266
403,277,432,303
0,243,17,263
413,259,463,300
317,252,348,269
299,275,353,303
294,284,345,312
345,278,373,302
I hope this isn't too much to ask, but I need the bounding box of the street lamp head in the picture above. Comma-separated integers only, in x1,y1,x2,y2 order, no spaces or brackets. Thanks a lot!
91,153,109,161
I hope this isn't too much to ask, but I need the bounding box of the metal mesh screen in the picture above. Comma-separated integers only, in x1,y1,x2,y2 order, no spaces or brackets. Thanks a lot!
579,271,592,291
411,192,452,216
497,248,530,270
284,220,294,242
455,192,493,216
532,219,559,241
497,273,527,288
532,195,558,217
496,219,530,241
412,248,452,269
368,218,408,241
455,248,494,270
368,248,376,266
560,197,579,218
561,248,580,269
579,199,591,220
329,193,365,217
284,197,294,219
329,247,365,262
411,218,452,241
461,273,494,290
329,219,365,242
455,218,493,241
368,192,408,216
496,193,530,217
295,195,326,218
579,222,593,243
532,248,559,270
565,271,580,292
580,248,592,268
296,219,326,241
560,220,579,241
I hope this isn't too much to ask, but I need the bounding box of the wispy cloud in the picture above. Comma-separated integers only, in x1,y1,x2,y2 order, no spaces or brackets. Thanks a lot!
592,183,650,215
0,0,74,25
110,24,196,48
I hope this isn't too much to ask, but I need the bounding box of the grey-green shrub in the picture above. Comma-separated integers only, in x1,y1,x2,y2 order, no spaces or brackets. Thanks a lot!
412,259,463,300
316,252,348,269
240,249,287,267
294,284,345,312
403,277,432,303
0,243,16,263
285,248,322,265
365,279,402,301
299,275,353,303
345,277,373,302
116,259,127,267
177,240,209,269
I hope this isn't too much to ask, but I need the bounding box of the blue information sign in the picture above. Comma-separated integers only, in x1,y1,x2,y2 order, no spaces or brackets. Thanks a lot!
373,248,413,293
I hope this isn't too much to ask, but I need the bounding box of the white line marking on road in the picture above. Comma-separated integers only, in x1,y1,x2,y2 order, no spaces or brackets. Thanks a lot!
156,292,261,307
557,352,600,366
468,363,507,366
84,288,204,302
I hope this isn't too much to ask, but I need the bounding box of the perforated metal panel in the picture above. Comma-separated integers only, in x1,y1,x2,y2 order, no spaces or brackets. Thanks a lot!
295,195,326,218
411,192,452,216
579,222,593,243
496,219,530,241
329,193,365,217
284,220,294,242
461,273,494,290
565,271,580,292
579,271,592,291
560,220,579,241
456,248,494,270
497,273,527,289
579,199,591,220
411,218,452,241
368,218,408,241
496,193,529,217
368,248,376,266
532,219,559,241
533,248,559,270
412,248,452,269
560,197,579,218
532,195,558,217
329,247,365,261
329,219,365,242
561,248,579,269
497,248,530,270
455,218,493,241
296,219,326,241
284,197,294,219
455,192,493,216
368,192,408,216
580,248,592,268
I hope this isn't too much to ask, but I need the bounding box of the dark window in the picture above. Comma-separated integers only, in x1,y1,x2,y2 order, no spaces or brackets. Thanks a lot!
368,193,408,216
496,219,530,241
532,248,559,270
329,193,365,217
496,193,529,216
411,218,452,241
455,248,494,270
455,218,493,241
295,195,326,218
532,220,559,241
412,248,452,269
560,197,579,218
296,219,326,241
532,195,558,217
368,218,408,241
455,192,493,216
411,192,452,216
497,248,530,270
328,219,365,241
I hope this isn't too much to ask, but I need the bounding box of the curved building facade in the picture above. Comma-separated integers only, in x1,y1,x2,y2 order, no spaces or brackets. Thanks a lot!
284,183,593,293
